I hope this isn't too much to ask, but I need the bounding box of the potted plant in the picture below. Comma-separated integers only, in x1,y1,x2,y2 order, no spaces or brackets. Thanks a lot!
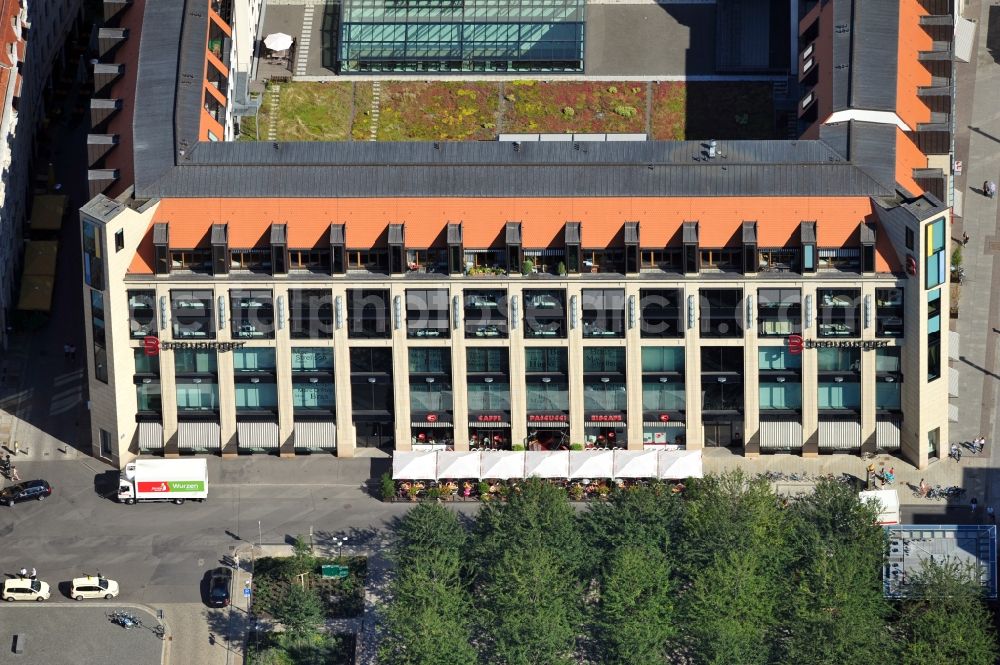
477,481,491,500
596,483,611,500
426,486,442,502
380,472,396,502
557,261,567,276
521,259,534,276
406,483,420,502
512,443,525,451
569,483,585,501
570,443,583,451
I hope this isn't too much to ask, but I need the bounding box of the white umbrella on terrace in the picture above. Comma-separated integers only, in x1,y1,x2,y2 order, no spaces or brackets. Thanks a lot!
568,450,615,479
612,449,659,479
479,451,524,480
436,451,481,480
392,451,437,480
524,451,570,478
263,32,294,52
658,449,704,479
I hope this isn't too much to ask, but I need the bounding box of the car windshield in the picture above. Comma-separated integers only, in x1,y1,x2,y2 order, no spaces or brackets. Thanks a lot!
30,581,41,592
99,579,109,590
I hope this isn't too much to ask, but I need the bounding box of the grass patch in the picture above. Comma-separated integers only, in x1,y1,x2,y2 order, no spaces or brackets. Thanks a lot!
652,82,778,140
351,82,374,141
272,82,354,141
252,555,367,620
375,82,498,140
502,81,647,134
246,631,355,665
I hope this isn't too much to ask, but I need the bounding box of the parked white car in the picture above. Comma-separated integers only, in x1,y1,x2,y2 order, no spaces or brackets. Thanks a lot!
70,575,119,600
2,578,51,602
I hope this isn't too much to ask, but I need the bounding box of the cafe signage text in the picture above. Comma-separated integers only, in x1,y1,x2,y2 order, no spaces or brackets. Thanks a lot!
588,413,624,422
528,414,568,422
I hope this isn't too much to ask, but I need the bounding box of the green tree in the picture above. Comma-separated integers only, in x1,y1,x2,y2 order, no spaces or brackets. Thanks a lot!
679,548,779,665
898,558,999,665
596,544,675,665
379,551,477,665
479,543,579,665
274,584,325,637
780,480,892,665
474,477,586,577
393,501,467,566
580,481,682,573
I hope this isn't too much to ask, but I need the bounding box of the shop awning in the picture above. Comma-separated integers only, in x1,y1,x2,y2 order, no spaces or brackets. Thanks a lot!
138,422,163,450
238,421,280,449
469,421,510,428
527,421,568,428
480,450,524,480
436,451,481,480
584,421,627,428
568,450,615,479
524,451,570,478
23,241,58,277
294,422,336,448
393,451,438,480
178,421,220,449
613,450,658,478
16,275,54,312
658,450,703,479
411,421,453,428
30,194,67,231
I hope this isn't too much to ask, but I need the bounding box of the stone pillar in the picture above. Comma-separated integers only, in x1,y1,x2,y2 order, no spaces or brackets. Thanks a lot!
566,284,585,448
860,286,878,455
743,295,760,458
449,287,470,451
684,289,703,449
217,342,238,459
507,283,527,448
625,287,644,450
273,285,295,458
158,288,179,458
333,288,356,458
390,287,412,452
801,285,819,457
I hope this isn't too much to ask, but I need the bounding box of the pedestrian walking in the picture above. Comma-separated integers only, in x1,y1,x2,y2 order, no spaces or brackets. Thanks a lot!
9,465,19,482
18,568,26,579
919,478,929,498
986,180,997,198
885,467,895,485
963,232,970,246
29,568,36,581
976,435,986,454
951,442,961,462
971,497,979,514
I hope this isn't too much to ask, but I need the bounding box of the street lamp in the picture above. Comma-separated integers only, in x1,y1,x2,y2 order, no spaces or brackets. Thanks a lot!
333,536,349,562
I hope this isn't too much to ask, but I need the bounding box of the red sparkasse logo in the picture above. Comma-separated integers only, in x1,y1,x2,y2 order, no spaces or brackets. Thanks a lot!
137,481,169,493
659,413,671,422
426,413,438,422
144,336,161,356
787,334,804,355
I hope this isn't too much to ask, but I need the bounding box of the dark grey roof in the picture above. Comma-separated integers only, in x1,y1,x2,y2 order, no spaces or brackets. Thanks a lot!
132,0,183,195
122,0,910,203
829,0,899,113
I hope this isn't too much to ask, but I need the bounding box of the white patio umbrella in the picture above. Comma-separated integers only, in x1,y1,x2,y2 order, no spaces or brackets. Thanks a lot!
436,451,481,480
524,451,570,478
392,451,438,480
658,449,704,479
263,32,294,52
568,450,615,479
612,449,659,479
479,451,525,480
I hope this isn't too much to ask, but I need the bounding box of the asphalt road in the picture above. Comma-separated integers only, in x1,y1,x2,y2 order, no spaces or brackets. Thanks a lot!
0,459,426,606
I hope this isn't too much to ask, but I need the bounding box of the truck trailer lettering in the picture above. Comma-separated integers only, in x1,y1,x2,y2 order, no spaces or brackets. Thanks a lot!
136,480,206,493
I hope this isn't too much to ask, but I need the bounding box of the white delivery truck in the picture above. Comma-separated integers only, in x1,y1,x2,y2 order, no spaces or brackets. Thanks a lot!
118,458,209,505
858,489,900,525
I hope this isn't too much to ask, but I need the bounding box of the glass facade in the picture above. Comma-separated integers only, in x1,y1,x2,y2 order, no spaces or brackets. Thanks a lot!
339,0,585,73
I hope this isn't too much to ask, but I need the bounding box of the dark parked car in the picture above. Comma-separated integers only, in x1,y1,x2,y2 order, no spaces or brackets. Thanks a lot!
207,567,232,607
1,480,52,507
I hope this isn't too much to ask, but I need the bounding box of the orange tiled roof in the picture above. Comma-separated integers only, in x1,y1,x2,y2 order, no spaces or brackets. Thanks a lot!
129,196,897,273
896,0,933,131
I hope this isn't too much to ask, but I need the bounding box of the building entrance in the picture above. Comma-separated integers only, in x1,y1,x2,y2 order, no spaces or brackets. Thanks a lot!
704,422,740,448
357,422,394,450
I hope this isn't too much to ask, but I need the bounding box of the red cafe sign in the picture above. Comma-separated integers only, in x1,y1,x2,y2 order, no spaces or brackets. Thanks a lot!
588,413,624,422
476,414,504,422
426,413,439,422
659,413,671,422
528,414,568,422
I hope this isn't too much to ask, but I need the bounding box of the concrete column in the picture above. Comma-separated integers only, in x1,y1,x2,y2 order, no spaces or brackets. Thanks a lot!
158,287,179,457
273,285,295,458
801,285,819,457
217,343,238,458
507,283,527,447
684,288,703,449
390,287,412,451
625,287,644,450
743,289,760,457
449,287,469,451
566,284,585,447
332,288,356,458
860,285,877,455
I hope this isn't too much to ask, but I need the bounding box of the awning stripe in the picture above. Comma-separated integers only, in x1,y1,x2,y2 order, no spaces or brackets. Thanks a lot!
178,421,221,449
411,422,453,428
759,419,803,449
237,421,280,448
876,416,901,451
642,421,685,428
138,422,163,450
527,422,568,428
585,421,627,428
818,418,861,449
469,422,510,428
